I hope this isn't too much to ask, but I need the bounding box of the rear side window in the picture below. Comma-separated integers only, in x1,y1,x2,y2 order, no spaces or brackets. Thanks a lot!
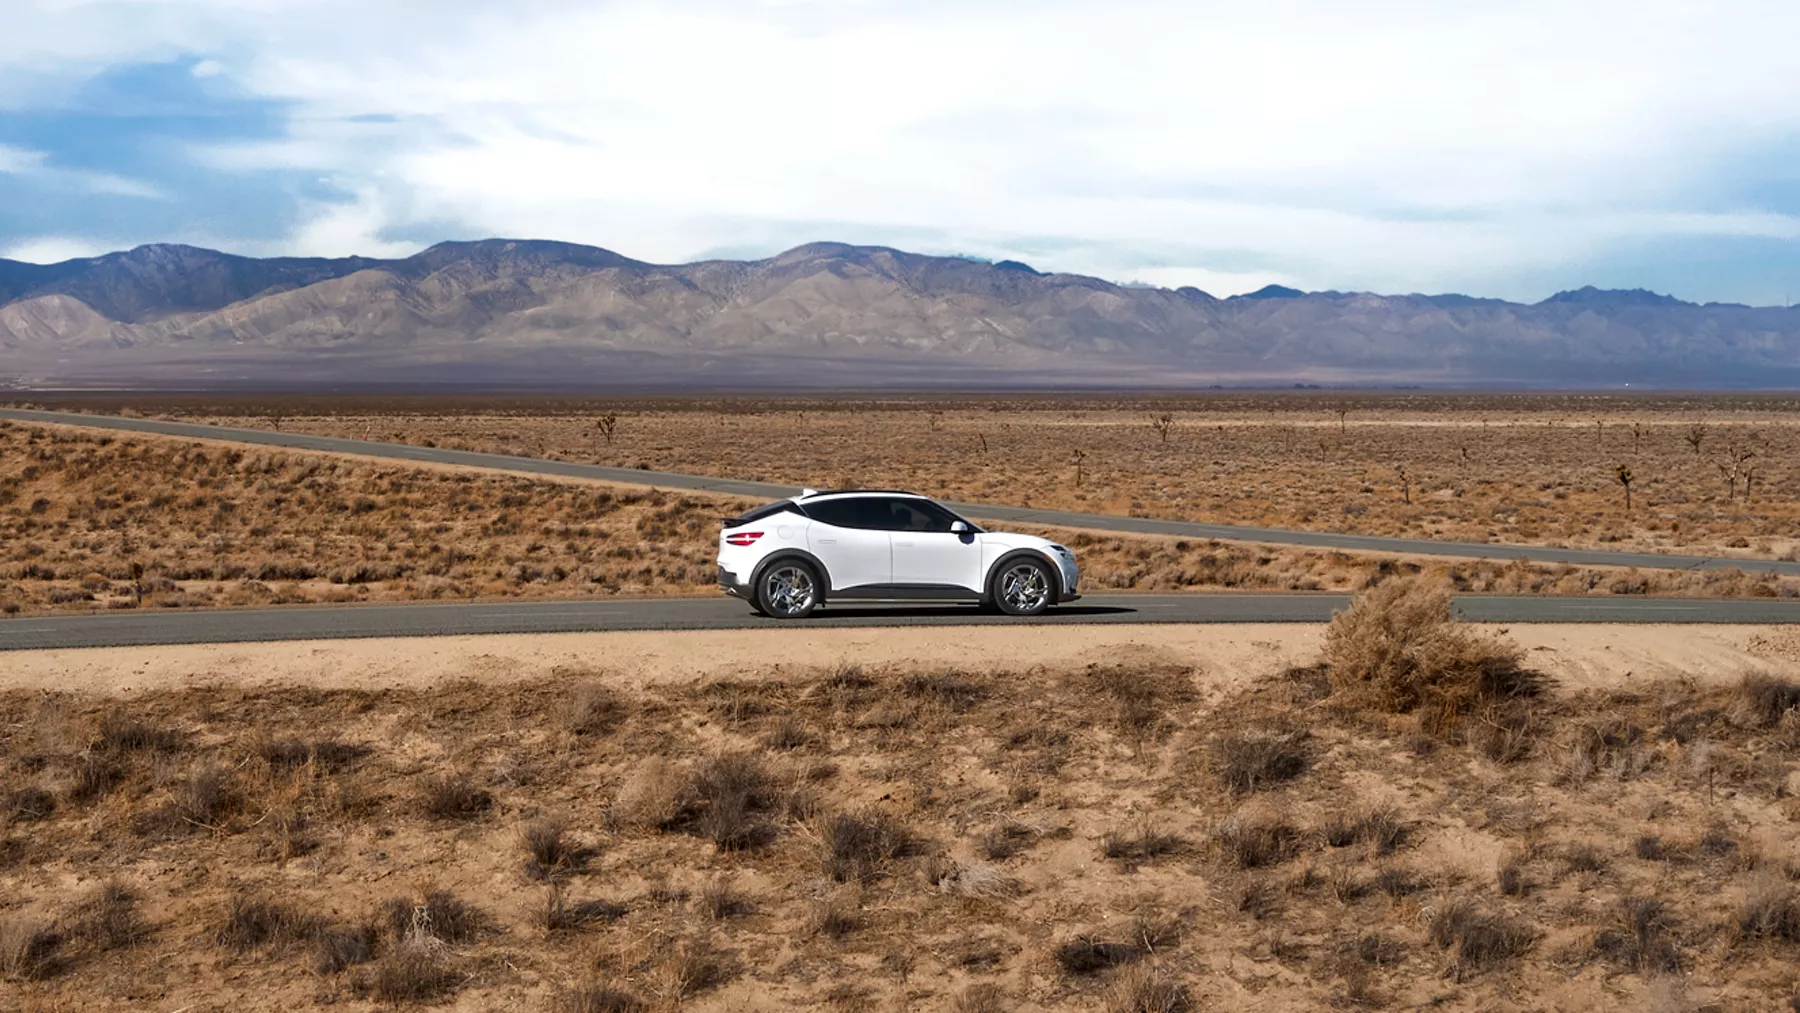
801,497,888,530
723,500,800,529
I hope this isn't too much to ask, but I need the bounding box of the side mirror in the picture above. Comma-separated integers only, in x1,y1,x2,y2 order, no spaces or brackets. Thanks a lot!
949,521,969,534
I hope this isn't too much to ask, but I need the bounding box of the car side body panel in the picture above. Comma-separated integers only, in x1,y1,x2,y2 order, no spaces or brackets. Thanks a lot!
719,493,1080,610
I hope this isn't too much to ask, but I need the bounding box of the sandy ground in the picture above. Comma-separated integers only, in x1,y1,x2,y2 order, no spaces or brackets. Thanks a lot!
5,622,1789,696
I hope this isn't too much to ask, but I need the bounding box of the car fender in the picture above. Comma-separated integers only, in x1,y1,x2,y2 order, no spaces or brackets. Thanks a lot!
751,549,836,603
981,547,1065,602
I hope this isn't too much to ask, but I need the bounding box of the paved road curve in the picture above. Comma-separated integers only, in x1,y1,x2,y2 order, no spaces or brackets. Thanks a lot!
5,407,1798,575
4,594,1800,651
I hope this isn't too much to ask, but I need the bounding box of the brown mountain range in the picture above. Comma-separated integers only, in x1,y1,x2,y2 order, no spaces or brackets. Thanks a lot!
4,239,1798,388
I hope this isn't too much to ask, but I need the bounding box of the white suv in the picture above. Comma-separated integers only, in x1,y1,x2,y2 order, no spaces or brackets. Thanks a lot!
717,489,1080,619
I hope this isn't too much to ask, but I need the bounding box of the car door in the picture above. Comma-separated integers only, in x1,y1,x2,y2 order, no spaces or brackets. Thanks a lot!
800,498,892,592
885,498,984,593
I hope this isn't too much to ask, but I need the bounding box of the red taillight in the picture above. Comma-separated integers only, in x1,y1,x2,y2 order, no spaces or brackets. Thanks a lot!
724,531,763,547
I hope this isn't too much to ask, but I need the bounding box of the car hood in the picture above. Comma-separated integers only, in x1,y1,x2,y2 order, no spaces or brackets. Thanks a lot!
978,531,1067,554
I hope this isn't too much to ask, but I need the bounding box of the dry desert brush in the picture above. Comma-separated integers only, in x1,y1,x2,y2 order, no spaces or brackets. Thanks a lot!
1323,578,1542,733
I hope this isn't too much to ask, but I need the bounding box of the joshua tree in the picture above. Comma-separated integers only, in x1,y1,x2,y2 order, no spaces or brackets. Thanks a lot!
1595,420,1604,449
977,432,988,454
1396,465,1412,505
596,414,619,445
1336,407,1349,438
1615,464,1634,512
1073,448,1087,488
1685,422,1708,457
1151,413,1174,443
1631,421,1644,456
1717,442,1756,500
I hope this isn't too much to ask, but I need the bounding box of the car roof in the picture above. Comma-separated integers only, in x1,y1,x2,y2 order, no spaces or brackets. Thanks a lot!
795,489,925,501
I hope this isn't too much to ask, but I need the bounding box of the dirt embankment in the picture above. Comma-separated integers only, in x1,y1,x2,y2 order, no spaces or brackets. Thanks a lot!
4,619,1799,1011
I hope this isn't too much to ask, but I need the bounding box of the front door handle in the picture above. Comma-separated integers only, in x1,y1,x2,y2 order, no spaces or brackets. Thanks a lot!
894,540,915,547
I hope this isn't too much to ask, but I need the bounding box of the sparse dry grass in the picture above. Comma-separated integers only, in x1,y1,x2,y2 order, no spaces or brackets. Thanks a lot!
0,648,1799,1009
101,390,1800,563
8,394,1800,614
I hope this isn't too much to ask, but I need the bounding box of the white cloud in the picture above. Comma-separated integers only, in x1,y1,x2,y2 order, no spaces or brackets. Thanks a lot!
7,0,1800,298
0,144,47,173
1,235,113,263
0,140,165,198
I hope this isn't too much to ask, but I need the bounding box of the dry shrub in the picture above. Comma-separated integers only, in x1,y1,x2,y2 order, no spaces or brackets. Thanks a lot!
690,752,780,851
1733,673,1800,728
1737,880,1800,943
146,764,239,832
1090,666,1184,743
1053,935,1140,974
1497,858,1528,897
952,984,1007,1013
4,786,54,823
67,754,123,803
614,757,688,829
699,877,749,920
66,881,141,950
900,672,987,714
1427,900,1536,978
982,821,1038,860
561,982,645,1013
1216,810,1303,869
763,716,815,751
925,857,1016,898
255,737,368,773
522,817,589,878
1563,842,1607,874
821,810,913,882
0,919,61,981
356,944,460,1003
812,892,862,939
1322,807,1406,855
617,753,781,850
382,890,482,944
313,923,379,974
540,886,627,933
216,894,322,951
93,708,182,755
1107,966,1193,1013
418,772,493,820
1592,897,1682,974
1211,727,1311,794
652,936,735,1000
1323,579,1540,731
1559,718,1649,784
567,683,629,736
1102,824,1188,865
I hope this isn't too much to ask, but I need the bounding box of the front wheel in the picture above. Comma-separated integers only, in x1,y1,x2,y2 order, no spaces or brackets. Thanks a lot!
756,560,821,619
991,557,1054,616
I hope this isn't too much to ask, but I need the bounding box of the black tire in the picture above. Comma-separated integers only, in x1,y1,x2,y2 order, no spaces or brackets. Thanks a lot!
755,559,822,619
989,555,1055,616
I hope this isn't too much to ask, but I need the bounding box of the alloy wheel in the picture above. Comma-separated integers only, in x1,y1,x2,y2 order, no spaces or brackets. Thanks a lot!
763,565,817,616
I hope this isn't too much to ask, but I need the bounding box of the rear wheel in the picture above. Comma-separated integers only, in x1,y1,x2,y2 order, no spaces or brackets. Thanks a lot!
991,556,1054,616
756,560,821,619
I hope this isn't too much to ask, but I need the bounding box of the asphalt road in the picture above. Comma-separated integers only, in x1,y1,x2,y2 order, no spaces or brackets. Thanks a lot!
4,594,1800,650
4,407,1796,575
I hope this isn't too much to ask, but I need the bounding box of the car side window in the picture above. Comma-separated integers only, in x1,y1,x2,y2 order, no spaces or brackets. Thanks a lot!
885,498,960,533
802,498,886,530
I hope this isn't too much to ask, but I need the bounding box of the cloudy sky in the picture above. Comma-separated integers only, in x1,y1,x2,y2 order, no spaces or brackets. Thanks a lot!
3,0,1800,303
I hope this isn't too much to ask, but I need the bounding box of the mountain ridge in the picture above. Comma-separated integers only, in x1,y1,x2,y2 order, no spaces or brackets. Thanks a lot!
3,239,1798,388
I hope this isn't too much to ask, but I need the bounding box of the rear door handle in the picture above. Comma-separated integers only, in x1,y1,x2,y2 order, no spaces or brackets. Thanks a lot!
894,540,915,547
816,538,837,544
